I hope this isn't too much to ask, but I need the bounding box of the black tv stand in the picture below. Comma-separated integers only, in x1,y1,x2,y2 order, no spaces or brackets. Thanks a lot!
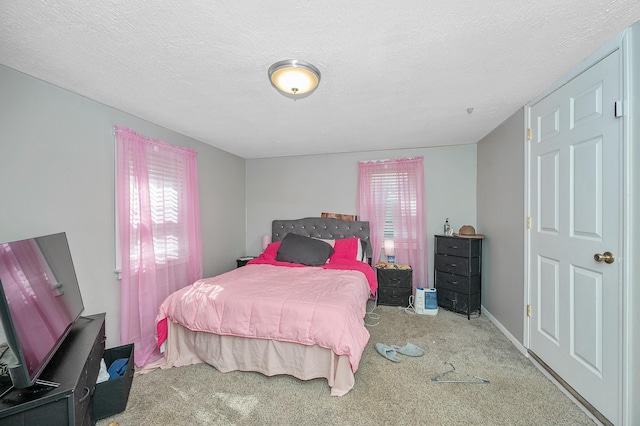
34,379,60,388
0,313,106,426
0,378,62,400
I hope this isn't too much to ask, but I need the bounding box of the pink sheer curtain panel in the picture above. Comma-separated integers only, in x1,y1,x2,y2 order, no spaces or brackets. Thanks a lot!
357,163,388,265
357,157,428,293
115,125,203,367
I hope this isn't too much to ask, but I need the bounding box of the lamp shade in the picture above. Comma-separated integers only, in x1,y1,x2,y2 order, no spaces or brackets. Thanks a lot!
384,240,395,256
262,235,272,251
268,60,321,99
384,240,395,264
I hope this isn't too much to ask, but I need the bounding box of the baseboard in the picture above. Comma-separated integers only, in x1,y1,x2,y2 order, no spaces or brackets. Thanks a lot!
480,306,527,355
481,305,605,426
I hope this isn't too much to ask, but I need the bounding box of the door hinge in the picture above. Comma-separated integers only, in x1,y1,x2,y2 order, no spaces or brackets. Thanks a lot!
527,128,532,140
614,101,623,118
527,217,531,229
527,305,531,317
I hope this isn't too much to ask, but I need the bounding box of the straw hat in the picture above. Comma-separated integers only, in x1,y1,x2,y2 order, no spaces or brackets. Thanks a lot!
454,225,485,239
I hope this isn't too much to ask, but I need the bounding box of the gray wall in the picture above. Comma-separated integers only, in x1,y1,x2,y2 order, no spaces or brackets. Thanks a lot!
246,145,478,285
0,65,246,348
477,108,525,342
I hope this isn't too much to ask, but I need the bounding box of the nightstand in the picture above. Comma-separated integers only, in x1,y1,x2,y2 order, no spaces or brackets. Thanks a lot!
236,256,256,268
376,266,413,307
434,235,482,319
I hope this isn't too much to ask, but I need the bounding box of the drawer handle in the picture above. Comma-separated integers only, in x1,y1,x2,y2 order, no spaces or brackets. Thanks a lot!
447,264,457,267
448,280,458,284
78,386,91,403
451,245,458,249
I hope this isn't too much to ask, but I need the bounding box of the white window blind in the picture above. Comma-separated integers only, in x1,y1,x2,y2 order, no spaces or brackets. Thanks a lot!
371,171,417,239
127,149,188,264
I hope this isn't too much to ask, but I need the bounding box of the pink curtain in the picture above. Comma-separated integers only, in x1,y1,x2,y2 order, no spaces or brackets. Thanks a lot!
115,125,203,367
356,157,428,293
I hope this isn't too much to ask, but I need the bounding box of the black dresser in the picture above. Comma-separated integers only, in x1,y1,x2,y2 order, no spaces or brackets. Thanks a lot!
376,266,413,307
434,235,482,319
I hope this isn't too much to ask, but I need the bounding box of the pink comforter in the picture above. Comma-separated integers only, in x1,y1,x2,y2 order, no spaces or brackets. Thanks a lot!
156,262,373,371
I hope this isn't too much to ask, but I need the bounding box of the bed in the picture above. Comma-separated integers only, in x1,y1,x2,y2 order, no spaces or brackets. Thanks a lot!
152,217,377,396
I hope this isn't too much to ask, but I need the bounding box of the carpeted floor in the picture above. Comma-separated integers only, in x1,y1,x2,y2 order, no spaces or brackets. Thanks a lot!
97,304,595,425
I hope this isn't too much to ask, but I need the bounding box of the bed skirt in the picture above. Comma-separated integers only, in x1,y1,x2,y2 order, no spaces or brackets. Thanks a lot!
142,321,356,396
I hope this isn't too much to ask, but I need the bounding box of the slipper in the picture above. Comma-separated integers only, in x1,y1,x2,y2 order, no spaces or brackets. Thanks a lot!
391,343,424,357
375,343,401,362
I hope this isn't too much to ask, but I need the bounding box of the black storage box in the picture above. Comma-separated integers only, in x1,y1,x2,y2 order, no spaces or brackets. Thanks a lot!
92,344,134,421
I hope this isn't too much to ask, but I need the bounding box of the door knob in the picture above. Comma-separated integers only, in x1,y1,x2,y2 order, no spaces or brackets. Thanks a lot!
594,251,615,264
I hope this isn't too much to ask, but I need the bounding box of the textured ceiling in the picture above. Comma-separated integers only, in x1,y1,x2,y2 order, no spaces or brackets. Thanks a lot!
1,2,639,159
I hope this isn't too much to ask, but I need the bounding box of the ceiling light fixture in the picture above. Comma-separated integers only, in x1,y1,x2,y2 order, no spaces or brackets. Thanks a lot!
268,60,321,99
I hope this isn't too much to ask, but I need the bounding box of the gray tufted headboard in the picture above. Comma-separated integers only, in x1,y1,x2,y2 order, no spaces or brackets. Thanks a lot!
272,217,372,259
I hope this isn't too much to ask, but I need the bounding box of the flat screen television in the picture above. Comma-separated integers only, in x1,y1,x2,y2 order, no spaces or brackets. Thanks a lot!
0,232,85,389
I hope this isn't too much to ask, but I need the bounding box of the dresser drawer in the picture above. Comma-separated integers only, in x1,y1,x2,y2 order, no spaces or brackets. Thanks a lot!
435,236,481,257
378,287,412,307
435,271,480,293
376,268,412,288
435,254,480,276
437,287,480,315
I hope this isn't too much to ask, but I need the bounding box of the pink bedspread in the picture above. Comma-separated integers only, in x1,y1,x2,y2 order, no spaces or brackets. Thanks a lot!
156,262,373,371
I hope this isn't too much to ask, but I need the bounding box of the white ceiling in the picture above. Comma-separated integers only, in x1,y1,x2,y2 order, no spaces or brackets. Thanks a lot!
2,2,639,159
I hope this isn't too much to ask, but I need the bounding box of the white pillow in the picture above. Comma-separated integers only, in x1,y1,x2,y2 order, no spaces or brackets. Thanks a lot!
313,238,336,263
314,237,366,261
313,237,336,247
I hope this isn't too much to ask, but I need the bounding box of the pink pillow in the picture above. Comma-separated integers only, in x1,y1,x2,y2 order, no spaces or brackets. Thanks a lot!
262,241,281,261
329,238,359,262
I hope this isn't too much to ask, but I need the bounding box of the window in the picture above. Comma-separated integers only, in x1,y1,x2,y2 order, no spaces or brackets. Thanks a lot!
370,170,418,239
357,157,427,290
126,150,186,264
114,141,195,275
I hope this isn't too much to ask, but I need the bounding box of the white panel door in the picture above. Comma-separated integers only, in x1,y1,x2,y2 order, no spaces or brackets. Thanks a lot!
529,50,621,424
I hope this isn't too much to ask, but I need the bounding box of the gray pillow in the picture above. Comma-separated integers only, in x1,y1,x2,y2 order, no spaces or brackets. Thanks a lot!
275,233,335,266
